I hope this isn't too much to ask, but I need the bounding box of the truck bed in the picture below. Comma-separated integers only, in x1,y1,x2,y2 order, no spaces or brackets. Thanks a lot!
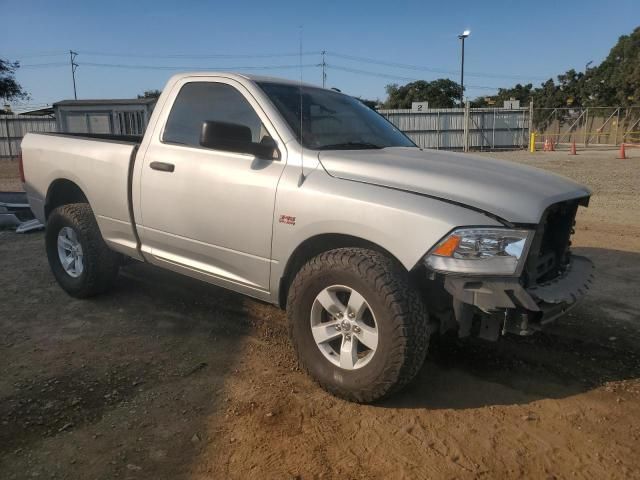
21,132,141,257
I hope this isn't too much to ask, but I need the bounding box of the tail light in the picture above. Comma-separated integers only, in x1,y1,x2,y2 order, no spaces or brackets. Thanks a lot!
18,151,25,183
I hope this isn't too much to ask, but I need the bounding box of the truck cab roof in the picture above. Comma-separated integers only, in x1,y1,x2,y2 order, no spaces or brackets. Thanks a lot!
165,71,321,89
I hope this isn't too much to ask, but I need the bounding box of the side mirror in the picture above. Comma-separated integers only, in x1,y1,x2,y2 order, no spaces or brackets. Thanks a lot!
200,121,279,160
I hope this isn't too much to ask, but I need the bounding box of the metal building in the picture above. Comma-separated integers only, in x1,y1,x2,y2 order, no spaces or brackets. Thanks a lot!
53,98,157,136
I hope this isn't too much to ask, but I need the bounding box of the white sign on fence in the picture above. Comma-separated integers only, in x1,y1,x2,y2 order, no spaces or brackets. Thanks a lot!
411,101,429,112
503,99,520,109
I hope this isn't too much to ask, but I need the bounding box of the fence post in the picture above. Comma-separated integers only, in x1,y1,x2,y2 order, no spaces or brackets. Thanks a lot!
492,109,496,149
529,100,534,149
4,117,13,160
583,107,589,148
436,110,440,150
463,102,470,152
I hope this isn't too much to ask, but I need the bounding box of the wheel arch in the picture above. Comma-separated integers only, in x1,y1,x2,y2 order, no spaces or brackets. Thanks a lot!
44,179,89,220
278,233,405,309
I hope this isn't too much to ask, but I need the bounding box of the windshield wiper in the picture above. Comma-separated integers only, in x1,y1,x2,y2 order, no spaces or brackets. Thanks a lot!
317,142,384,150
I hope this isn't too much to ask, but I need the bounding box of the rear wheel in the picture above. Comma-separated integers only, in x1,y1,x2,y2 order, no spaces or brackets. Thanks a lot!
45,203,120,298
287,248,430,403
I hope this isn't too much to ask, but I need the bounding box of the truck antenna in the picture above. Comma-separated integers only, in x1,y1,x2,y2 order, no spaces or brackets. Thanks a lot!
297,25,306,187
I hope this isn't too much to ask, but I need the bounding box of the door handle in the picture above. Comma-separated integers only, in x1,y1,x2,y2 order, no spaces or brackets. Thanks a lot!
150,161,175,172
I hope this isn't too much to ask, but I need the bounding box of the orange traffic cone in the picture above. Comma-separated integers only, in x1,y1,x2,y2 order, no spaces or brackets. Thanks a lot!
550,138,556,151
569,140,577,155
617,143,627,159
543,138,550,151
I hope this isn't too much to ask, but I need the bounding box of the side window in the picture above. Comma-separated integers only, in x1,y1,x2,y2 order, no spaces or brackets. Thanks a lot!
163,82,265,148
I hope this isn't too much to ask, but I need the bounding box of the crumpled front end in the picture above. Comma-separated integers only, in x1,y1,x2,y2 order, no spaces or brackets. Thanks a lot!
424,198,594,341
443,254,594,340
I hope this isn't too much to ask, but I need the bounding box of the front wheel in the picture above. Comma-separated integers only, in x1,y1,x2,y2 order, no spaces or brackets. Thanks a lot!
45,203,120,298
287,248,430,403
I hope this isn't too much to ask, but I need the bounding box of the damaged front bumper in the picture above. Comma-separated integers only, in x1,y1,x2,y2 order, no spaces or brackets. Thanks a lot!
443,255,594,340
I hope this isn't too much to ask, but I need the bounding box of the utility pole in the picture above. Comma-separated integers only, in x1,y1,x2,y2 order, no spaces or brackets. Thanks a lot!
458,30,470,106
320,50,327,88
69,50,78,99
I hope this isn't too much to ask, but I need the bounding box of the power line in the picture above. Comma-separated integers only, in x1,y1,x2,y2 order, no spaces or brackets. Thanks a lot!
77,50,323,59
327,64,502,90
4,50,323,59
16,60,505,92
10,49,546,82
79,62,319,71
14,52,519,99
328,64,419,82
327,51,548,81
28,58,503,90
16,61,319,71
18,61,317,70
20,62,68,68
1,51,68,58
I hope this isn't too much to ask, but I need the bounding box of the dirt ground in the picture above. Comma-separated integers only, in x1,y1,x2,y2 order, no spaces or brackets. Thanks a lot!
0,159,23,192
1,149,640,479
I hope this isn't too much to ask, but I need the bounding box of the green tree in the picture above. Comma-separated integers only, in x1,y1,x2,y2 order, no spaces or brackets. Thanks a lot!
533,27,637,109
137,89,162,99
356,97,381,109
0,59,28,102
471,83,535,107
586,27,640,106
384,79,461,108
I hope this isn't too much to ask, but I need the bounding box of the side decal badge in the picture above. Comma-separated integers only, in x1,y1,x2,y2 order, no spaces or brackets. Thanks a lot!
279,215,296,226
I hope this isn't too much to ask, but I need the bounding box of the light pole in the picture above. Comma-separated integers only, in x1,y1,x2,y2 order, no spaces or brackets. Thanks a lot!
458,30,470,106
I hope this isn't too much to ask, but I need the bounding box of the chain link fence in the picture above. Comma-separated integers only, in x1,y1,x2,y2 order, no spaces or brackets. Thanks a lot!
531,107,640,149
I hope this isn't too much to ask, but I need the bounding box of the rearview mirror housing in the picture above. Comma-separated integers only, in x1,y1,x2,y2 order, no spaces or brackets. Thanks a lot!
200,121,279,160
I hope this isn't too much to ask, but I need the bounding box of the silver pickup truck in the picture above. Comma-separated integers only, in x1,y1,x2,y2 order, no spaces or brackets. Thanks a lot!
21,72,594,402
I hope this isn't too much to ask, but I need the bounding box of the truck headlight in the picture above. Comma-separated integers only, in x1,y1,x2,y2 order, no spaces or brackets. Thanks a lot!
424,228,533,275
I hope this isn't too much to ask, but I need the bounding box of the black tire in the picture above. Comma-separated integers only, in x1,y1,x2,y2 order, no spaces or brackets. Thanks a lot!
45,203,120,298
287,248,430,403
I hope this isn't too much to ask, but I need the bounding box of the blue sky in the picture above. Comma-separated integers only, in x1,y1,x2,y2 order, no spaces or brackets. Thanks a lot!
2,0,639,110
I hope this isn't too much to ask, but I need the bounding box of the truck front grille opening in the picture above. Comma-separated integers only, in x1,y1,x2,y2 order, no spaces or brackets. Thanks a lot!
526,200,580,285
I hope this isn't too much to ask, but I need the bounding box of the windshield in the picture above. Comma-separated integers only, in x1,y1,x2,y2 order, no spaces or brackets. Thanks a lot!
257,82,416,150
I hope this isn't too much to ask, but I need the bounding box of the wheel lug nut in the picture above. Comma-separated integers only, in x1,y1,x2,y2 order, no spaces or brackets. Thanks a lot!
348,312,355,318
335,324,341,331
353,326,361,333
337,312,343,318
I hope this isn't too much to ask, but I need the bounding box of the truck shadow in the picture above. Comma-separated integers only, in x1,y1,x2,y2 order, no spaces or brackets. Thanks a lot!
380,246,640,410
117,246,640,415
382,330,640,410
0,231,253,479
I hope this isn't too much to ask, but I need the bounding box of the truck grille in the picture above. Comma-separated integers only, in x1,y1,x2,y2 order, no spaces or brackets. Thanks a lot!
525,200,579,285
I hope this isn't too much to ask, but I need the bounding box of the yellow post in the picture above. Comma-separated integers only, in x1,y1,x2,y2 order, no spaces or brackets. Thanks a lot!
529,132,536,153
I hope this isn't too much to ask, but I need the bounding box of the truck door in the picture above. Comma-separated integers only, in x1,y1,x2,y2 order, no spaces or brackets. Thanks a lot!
137,79,286,293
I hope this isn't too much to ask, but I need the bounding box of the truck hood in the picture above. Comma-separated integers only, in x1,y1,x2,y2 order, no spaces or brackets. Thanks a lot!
317,147,590,224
